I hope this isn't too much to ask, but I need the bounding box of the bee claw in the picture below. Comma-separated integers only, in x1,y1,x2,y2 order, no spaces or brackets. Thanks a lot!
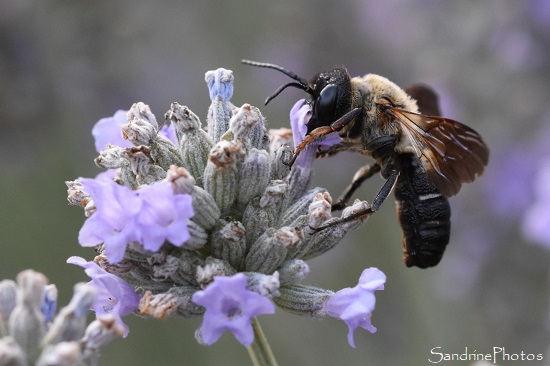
331,201,346,211
282,152,298,168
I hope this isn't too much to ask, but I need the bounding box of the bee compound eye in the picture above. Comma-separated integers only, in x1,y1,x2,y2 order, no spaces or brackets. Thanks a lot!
314,84,338,127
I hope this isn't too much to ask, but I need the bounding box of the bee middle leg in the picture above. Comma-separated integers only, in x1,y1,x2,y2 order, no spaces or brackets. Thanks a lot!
332,163,381,211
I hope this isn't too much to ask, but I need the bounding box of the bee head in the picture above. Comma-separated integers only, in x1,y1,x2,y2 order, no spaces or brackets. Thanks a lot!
241,60,352,134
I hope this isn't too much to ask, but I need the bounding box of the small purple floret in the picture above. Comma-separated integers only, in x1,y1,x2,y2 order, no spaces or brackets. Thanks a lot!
67,256,140,337
324,267,386,348
78,178,194,263
192,273,275,346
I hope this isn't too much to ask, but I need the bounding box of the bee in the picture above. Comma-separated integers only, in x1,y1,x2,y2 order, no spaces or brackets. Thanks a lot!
242,59,489,269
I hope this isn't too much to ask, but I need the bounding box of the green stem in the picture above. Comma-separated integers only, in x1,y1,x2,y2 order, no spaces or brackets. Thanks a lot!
246,318,279,366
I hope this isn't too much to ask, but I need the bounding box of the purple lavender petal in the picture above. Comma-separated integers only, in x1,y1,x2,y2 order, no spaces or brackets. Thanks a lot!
289,99,342,168
324,267,386,348
78,178,142,263
290,99,310,148
92,110,133,153
192,274,275,346
137,181,194,252
67,256,140,337
159,123,178,146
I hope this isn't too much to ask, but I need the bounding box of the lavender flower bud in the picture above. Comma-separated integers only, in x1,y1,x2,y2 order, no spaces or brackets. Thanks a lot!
42,283,96,346
196,257,237,289
149,134,185,171
301,200,371,260
205,68,234,102
270,144,293,180
307,192,333,229
127,102,158,130
245,227,302,274
82,315,125,351
223,104,258,142
259,180,288,210
282,164,313,211
299,225,347,261
210,220,247,270
165,165,196,193
167,287,204,318
166,103,213,187
203,140,244,215
188,186,221,230
0,337,26,366
138,286,203,319
224,105,268,150
65,180,91,208
237,148,270,209
165,102,201,136
274,285,334,317
122,117,157,145
123,103,184,170
137,290,178,319
242,180,288,245
165,166,220,230
277,259,310,286
205,68,234,143
148,252,178,282
94,144,127,169
168,251,206,287
281,187,328,227
185,220,209,250
35,341,82,366
122,146,167,185
0,280,17,326
8,270,47,356
244,271,280,298
41,284,57,325
268,128,293,157
114,164,138,189
248,107,269,151
339,199,372,231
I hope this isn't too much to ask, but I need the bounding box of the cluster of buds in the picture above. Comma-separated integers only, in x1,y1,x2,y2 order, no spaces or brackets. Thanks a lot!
65,67,385,349
0,270,124,366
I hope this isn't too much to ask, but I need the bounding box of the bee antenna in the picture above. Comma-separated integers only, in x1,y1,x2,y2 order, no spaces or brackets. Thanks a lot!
241,59,309,88
265,82,308,105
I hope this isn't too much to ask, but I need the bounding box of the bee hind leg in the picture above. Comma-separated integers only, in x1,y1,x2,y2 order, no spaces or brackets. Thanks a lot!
316,169,399,231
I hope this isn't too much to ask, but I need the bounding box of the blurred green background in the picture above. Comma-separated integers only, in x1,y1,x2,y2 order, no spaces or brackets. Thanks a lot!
2,1,550,365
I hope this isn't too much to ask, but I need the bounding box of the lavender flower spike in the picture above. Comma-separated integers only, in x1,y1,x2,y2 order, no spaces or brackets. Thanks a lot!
323,267,386,348
67,256,140,337
192,273,275,346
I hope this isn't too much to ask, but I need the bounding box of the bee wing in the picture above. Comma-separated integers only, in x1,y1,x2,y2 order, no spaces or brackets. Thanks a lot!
391,108,489,197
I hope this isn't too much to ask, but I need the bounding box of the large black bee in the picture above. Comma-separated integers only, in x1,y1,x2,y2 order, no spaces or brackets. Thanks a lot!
241,59,489,269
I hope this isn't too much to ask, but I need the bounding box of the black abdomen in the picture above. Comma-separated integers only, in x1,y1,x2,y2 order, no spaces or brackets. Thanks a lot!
394,154,451,268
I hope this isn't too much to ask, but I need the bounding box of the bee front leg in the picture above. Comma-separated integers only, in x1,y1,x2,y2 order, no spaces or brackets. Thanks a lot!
332,163,381,211
315,169,399,231
285,107,363,167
